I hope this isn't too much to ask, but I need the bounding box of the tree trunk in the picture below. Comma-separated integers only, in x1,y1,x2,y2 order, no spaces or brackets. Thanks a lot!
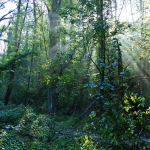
46,0,61,113
24,0,36,106
99,0,105,82
4,0,22,105
117,39,124,103
4,65,15,105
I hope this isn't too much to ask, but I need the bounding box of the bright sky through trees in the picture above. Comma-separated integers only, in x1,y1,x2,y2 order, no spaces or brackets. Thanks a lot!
0,2,16,53
116,0,139,22
0,2,16,25
0,0,143,54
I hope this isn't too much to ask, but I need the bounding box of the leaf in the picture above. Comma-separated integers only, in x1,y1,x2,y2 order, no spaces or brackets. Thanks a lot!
100,85,104,90
112,63,118,67
100,95,104,99
107,84,110,87
90,82,95,87
105,124,108,129
124,99,128,104
10,70,14,73
92,73,99,77
110,86,115,91
100,63,105,67
89,111,96,118
130,95,136,103
119,71,124,75
146,106,150,114
124,106,131,112
101,117,105,122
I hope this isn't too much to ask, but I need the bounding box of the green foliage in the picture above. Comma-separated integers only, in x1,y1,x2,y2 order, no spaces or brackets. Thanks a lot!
0,102,25,126
0,102,149,149
42,52,89,114
30,114,55,141
17,107,37,135
94,93,150,149
0,105,55,149
0,105,99,149
0,51,37,71
80,135,97,150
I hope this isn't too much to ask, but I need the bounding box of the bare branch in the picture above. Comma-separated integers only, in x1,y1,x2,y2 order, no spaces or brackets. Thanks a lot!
0,9,15,22
0,2,7,9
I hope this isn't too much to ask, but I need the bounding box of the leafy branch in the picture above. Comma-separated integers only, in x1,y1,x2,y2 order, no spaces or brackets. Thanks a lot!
0,51,37,71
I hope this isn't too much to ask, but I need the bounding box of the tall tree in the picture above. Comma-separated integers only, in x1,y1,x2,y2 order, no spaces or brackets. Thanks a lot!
98,0,106,82
24,0,36,106
45,0,61,113
4,0,28,105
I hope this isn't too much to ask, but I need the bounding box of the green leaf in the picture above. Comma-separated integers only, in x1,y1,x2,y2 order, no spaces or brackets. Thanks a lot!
89,111,96,118
105,124,108,129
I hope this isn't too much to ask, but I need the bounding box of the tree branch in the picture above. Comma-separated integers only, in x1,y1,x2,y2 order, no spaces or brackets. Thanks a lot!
0,52,37,71
0,2,7,9
80,97,99,118
0,9,15,22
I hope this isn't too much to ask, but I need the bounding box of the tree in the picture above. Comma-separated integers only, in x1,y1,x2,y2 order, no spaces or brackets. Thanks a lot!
45,0,61,113
4,0,22,105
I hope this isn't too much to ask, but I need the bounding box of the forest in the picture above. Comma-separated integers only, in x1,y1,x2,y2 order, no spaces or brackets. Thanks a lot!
0,0,150,149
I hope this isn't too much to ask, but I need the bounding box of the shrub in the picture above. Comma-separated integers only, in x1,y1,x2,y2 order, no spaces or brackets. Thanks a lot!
30,114,55,141
17,107,37,135
0,103,25,125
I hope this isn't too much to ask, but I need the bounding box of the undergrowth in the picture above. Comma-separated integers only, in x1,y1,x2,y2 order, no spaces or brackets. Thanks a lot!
0,102,150,149
0,103,99,149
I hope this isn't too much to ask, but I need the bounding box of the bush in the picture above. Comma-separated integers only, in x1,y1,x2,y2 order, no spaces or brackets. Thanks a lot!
30,114,55,141
0,102,25,126
17,107,37,135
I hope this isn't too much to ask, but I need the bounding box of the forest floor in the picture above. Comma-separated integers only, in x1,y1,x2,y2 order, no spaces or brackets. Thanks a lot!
0,104,101,149
0,104,150,149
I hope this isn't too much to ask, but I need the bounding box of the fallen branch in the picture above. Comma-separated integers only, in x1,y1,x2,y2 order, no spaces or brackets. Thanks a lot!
80,97,99,118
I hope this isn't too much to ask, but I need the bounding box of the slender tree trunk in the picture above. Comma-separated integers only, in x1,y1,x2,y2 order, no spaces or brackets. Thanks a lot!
4,65,15,105
117,39,124,103
99,0,105,82
24,0,36,106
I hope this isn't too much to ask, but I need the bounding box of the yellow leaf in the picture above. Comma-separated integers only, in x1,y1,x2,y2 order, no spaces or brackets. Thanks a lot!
124,99,128,104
